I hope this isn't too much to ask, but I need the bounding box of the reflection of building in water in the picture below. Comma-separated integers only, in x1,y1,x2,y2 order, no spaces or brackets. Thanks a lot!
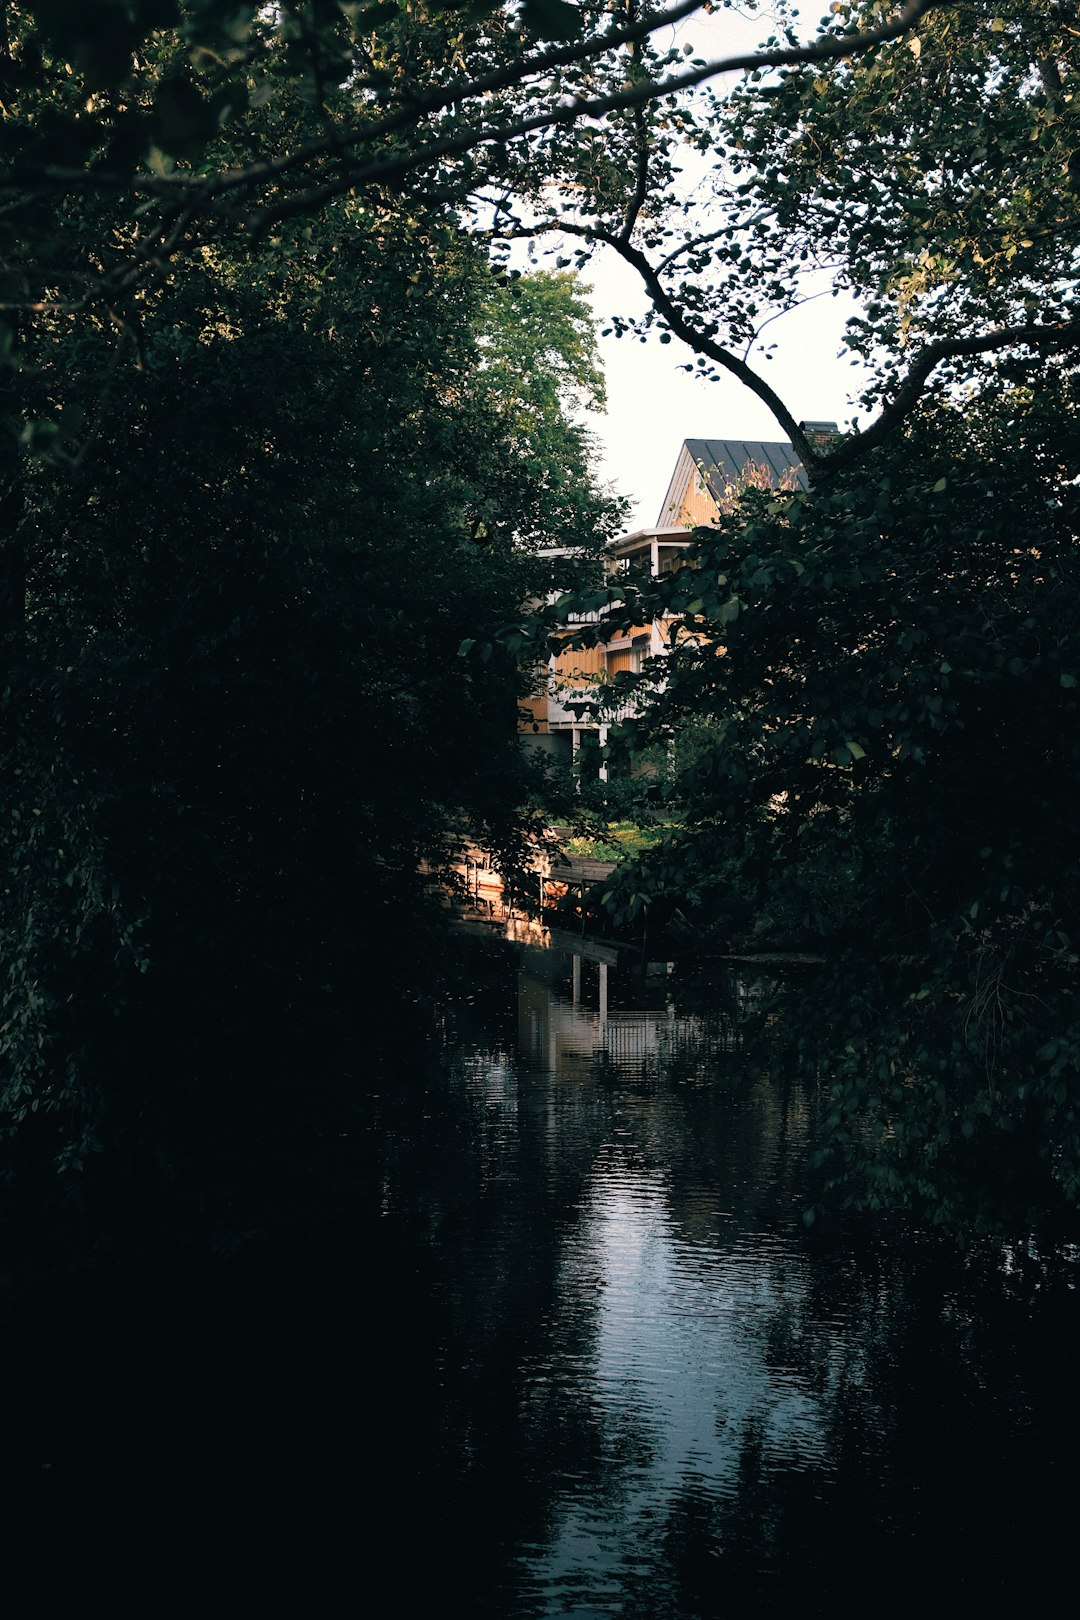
518,940,701,1079
501,939,833,1612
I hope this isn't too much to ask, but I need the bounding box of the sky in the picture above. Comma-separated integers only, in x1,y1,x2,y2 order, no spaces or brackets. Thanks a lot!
583,254,866,530
563,2,870,530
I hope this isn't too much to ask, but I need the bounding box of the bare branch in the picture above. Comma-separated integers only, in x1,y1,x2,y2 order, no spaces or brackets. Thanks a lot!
740,287,834,364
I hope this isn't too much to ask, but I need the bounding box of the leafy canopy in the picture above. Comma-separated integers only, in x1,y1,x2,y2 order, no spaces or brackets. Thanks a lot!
1,5,626,1221
541,1,1080,1229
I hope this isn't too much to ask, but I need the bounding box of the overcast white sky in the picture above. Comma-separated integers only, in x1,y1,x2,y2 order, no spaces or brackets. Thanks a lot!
582,254,866,529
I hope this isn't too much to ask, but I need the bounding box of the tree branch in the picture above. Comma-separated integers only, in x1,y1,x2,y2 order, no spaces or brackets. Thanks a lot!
604,229,818,465
829,317,1080,467
242,0,942,232
503,215,818,465
620,107,652,245
9,1,942,230
508,213,1080,483
7,0,711,203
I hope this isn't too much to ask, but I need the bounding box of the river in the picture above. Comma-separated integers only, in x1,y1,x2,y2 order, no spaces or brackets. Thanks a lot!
5,921,1079,1613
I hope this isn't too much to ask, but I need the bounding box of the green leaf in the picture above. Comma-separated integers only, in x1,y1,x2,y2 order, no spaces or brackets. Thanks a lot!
153,78,217,156
521,0,583,40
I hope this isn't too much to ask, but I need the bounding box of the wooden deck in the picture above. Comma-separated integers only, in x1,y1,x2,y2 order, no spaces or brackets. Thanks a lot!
547,853,617,886
450,836,617,918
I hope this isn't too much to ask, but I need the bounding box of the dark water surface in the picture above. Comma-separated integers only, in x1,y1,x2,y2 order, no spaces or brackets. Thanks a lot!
5,924,1080,1613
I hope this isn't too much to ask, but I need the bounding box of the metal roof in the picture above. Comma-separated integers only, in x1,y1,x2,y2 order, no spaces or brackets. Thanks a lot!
657,427,839,526
684,437,809,498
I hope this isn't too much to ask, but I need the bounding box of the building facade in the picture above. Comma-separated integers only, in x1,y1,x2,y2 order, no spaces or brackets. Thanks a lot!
521,430,835,769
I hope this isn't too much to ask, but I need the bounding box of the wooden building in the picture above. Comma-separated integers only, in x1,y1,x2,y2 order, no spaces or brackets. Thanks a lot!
521,429,836,769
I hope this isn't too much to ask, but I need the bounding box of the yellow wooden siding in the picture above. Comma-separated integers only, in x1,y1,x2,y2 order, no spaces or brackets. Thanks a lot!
518,693,549,732
668,467,719,527
657,548,689,574
551,641,606,690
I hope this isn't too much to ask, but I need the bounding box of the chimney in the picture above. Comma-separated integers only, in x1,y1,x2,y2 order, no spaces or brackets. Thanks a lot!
800,419,840,446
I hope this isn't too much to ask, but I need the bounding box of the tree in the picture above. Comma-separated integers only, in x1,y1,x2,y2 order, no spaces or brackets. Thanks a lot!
499,0,1079,470
4,1,1079,1229
1,196,619,1231
546,2,1080,1227
0,4,643,1214
6,3,1069,460
470,269,612,550
1,4,947,418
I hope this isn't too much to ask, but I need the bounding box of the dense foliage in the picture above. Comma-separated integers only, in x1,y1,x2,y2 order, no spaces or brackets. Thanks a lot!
6,254,617,1224
544,1,1080,1227
500,0,1078,470
589,384,1078,1225
0,5,628,1220
3,1,1079,1232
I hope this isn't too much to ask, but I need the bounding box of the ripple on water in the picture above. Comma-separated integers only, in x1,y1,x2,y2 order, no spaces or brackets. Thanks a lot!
436,936,1080,1616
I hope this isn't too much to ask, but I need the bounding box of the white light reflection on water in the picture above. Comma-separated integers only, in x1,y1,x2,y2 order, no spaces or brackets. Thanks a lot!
443,929,1080,1619
520,1162,833,1611
496,946,843,1613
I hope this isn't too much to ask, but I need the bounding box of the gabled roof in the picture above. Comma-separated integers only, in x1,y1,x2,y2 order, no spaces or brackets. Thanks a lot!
656,426,840,526
658,439,807,527
689,437,807,495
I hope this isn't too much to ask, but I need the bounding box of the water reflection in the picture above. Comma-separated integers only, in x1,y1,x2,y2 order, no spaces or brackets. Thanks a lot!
8,927,1079,1614
523,1163,831,1612
445,931,1080,1616
476,942,827,1611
